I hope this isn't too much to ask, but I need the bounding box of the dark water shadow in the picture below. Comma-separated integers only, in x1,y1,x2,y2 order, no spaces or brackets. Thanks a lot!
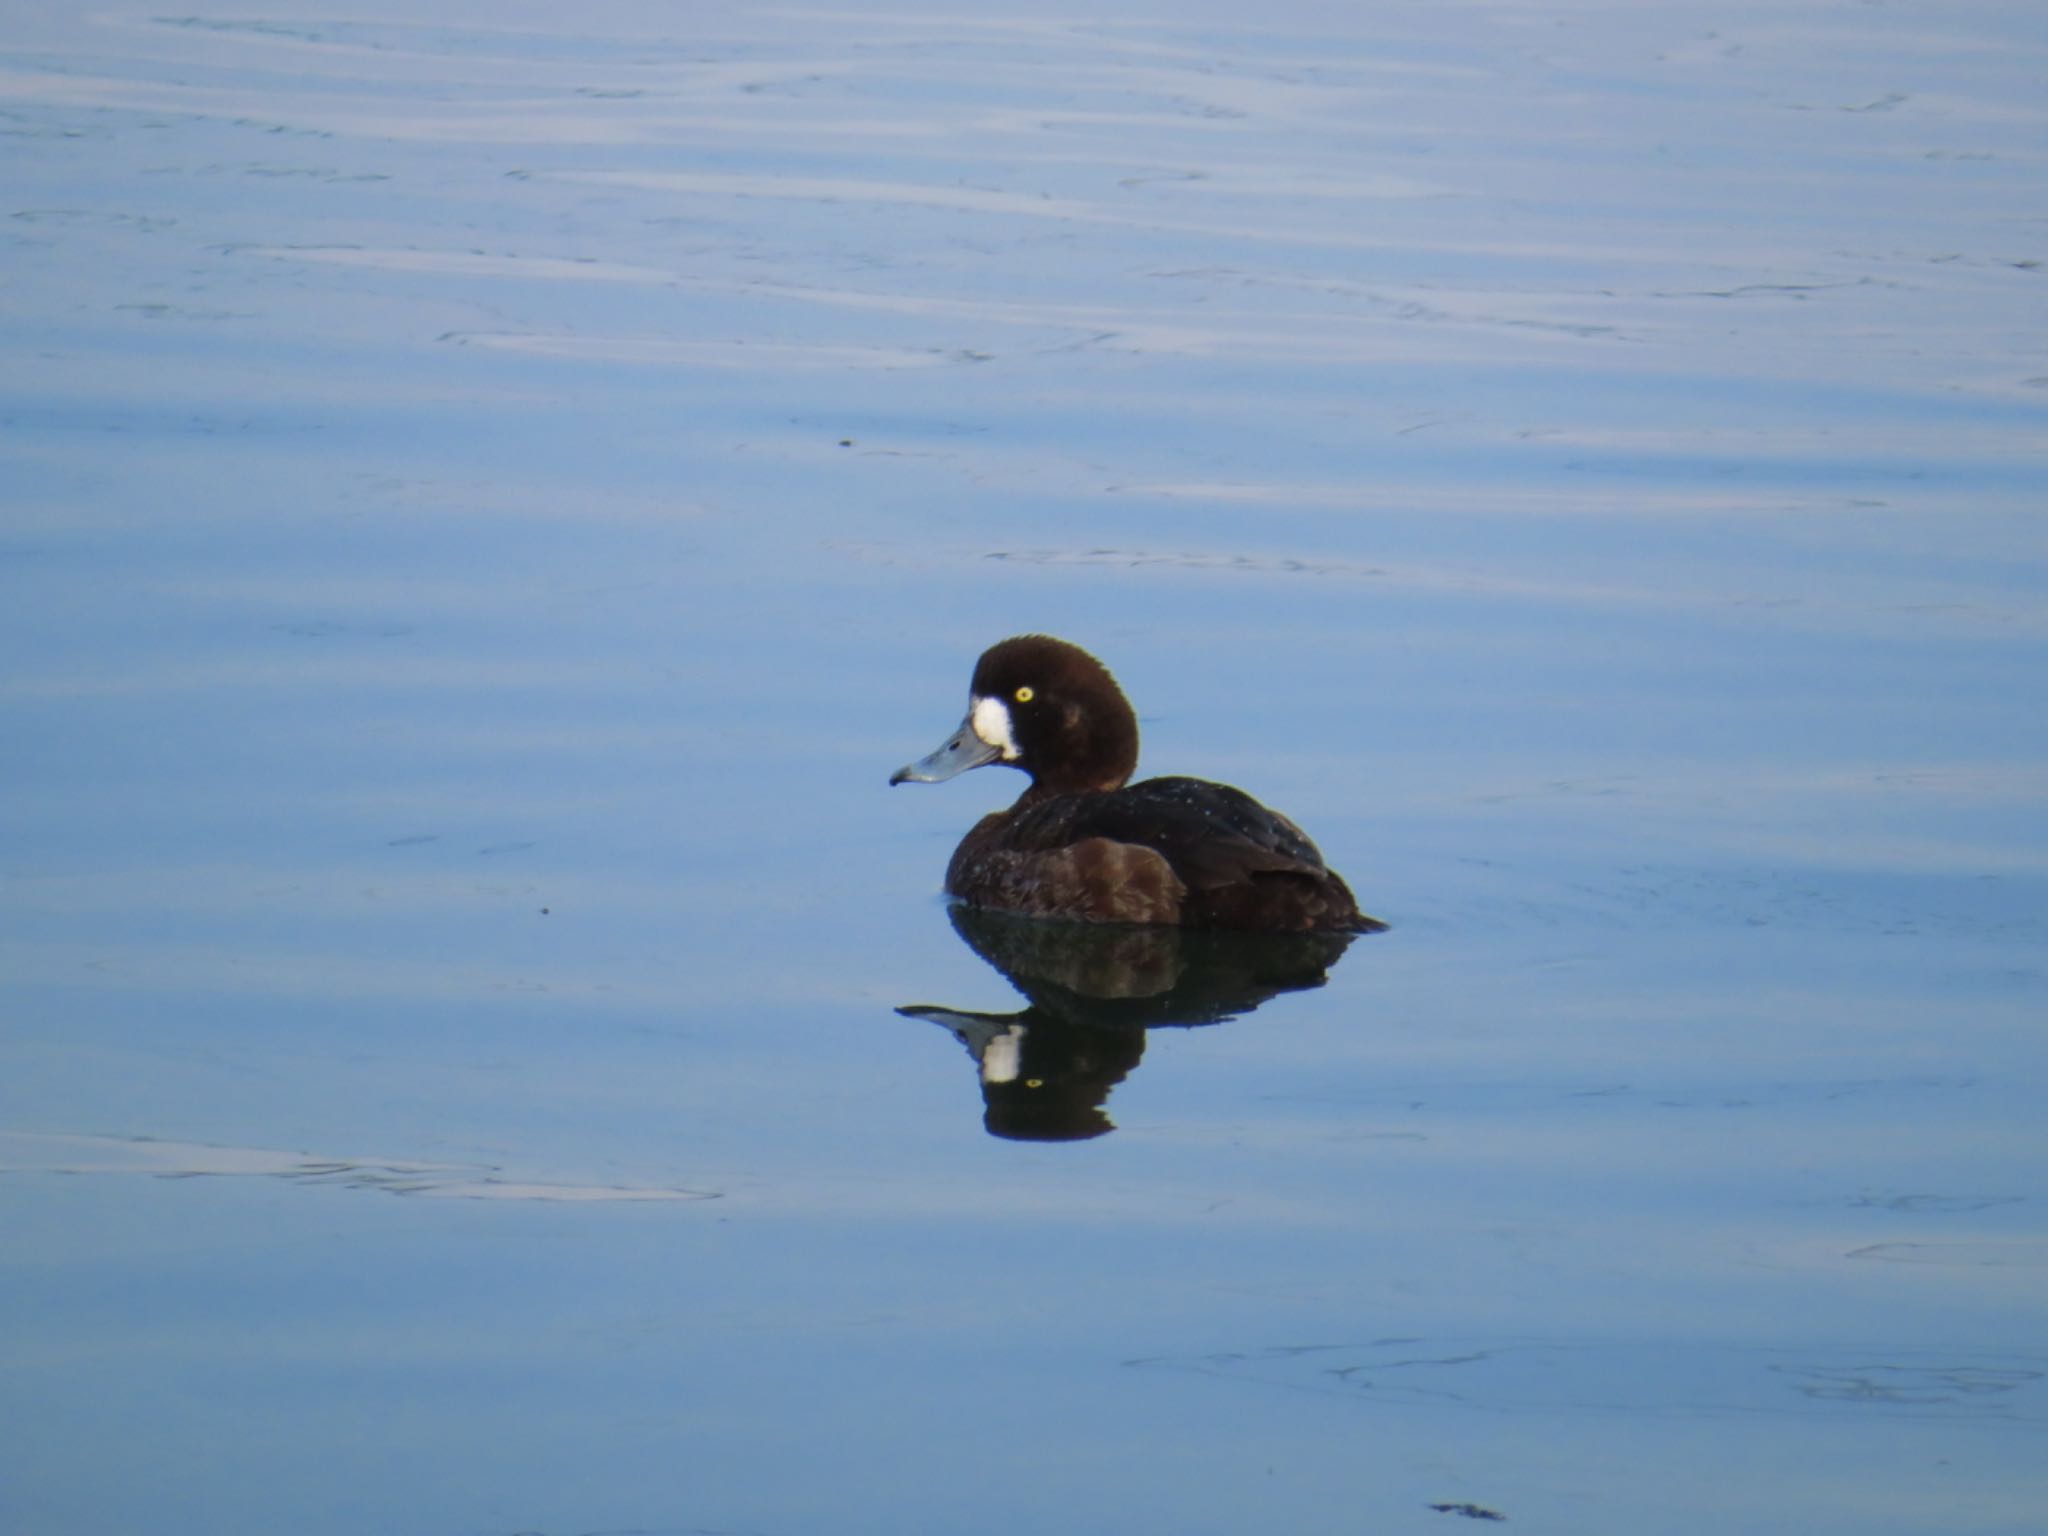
900,905,1358,1142
1125,1337,2048,1425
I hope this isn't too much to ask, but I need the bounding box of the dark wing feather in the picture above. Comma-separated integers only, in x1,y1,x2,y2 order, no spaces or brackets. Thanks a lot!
1001,776,1331,891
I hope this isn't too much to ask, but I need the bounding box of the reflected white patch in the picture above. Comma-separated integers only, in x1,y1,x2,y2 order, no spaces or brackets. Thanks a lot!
971,695,1019,760
980,1026,1025,1085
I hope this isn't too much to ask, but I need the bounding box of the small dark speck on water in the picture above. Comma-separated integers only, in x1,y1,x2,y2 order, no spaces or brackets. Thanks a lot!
838,438,854,446
1430,1503,1507,1522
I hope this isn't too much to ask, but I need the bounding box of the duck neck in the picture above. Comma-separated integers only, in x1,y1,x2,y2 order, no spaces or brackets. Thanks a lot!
1015,764,1131,806
1021,699,1137,801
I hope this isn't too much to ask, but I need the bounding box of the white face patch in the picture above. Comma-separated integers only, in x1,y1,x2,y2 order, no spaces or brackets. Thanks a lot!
979,1026,1024,1085
970,694,1020,761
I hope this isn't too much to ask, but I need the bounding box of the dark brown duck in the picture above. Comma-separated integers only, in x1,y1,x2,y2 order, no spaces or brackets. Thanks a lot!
890,635,1386,933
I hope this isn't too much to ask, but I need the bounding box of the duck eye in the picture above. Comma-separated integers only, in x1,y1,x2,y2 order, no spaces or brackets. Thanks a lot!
1013,686,1035,703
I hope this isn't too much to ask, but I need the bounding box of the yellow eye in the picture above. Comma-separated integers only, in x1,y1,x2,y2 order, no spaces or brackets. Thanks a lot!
1014,686,1035,703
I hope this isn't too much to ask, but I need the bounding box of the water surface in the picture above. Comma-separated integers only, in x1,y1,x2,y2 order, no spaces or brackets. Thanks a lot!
3,3,2045,1533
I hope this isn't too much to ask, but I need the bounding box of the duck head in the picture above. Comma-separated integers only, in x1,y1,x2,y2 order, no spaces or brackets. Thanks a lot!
890,635,1140,796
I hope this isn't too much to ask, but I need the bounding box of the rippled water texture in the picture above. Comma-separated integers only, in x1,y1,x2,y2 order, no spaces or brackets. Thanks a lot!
3,3,2045,1533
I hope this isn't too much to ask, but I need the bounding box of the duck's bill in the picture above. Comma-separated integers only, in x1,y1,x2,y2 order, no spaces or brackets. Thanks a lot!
890,716,1002,784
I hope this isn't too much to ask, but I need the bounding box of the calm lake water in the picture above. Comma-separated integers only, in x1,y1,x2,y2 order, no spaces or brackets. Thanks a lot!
4,2,2045,1532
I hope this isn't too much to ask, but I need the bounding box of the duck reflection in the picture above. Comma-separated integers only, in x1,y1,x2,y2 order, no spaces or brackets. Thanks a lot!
900,906,1358,1141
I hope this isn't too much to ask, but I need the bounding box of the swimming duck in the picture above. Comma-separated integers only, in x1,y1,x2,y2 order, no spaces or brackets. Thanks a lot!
890,635,1385,933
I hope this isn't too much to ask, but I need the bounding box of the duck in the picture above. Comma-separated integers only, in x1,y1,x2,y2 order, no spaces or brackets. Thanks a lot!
890,635,1385,933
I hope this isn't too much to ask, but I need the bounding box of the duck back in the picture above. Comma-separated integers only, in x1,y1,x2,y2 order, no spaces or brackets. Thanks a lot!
948,777,1382,933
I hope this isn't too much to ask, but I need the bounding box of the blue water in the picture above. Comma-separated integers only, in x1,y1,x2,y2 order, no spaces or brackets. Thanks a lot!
3,3,2044,1533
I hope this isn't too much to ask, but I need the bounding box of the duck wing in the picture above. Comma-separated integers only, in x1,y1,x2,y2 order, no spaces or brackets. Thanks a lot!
1005,776,1331,892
